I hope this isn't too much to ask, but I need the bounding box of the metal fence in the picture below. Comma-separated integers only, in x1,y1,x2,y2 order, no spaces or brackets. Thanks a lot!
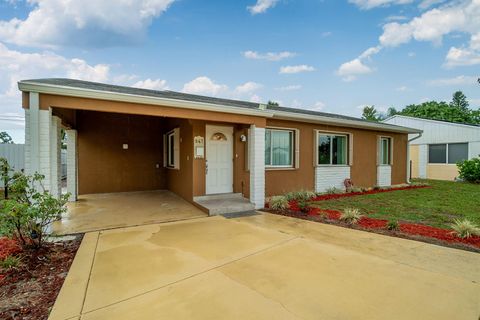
0,143,25,187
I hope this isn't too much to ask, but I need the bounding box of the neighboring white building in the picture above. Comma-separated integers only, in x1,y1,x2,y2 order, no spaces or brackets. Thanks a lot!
383,115,480,181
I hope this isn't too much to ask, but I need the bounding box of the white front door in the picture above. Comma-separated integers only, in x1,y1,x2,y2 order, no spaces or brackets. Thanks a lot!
206,125,233,194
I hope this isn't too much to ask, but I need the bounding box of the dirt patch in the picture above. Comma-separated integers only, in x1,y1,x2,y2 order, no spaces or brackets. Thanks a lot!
0,236,82,320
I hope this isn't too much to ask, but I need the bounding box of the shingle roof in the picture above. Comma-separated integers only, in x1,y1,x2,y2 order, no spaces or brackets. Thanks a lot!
19,78,421,133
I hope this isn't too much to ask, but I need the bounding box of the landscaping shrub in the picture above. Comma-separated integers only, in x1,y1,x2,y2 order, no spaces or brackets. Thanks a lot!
0,164,70,249
297,200,309,213
268,196,289,211
340,208,362,224
285,190,316,202
386,220,399,231
325,187,344,195
451,219,480,239
0,255,21,270
457,158,480,183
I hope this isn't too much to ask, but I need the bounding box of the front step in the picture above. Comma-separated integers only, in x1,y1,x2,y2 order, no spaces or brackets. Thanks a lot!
194,193,255,216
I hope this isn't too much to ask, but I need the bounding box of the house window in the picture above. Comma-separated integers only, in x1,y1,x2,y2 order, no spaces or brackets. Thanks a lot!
428,143,468,164
379,137,392,165
265,129,294,167
317,133,348,165
164,128,180,169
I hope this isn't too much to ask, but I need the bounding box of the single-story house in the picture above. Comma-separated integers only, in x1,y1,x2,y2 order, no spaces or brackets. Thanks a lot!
383,115,480,181
19,78,420,213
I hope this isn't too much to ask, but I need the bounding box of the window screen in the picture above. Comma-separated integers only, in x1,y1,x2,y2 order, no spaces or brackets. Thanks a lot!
428,144,447,164
448,143,468,164
265,129,293,166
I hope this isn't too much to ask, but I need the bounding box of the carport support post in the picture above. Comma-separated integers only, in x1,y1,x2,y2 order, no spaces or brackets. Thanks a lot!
249,125,265,209
66,129,78,201
24,92,62,197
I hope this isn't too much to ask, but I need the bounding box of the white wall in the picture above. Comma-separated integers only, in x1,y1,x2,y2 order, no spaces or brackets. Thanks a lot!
377,165,392,187
0,144,25,188
315,166,350,192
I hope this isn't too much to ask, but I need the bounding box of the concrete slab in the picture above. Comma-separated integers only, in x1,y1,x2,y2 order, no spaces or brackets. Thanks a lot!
50,213,480,320
52,190,206,235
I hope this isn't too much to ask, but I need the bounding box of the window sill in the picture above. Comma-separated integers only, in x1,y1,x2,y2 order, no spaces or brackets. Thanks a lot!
316,165,351,168
265,167,296,171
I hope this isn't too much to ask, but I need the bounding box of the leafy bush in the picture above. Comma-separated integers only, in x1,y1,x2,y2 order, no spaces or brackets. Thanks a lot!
325,187,344,195
0,255,21,270
451,219,480,239
386,220,399,231
268,196,289,211
457,158,480,183
340,208,362,224
285,190,316,202
0,168,70,248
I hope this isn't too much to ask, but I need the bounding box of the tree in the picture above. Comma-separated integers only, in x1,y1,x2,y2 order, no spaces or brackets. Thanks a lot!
362,106,383,122
386,107,398,118
450,91,469,111
267,100,279,107
0,131,13,144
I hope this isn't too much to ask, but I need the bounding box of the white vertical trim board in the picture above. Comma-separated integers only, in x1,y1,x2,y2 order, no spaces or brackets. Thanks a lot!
249,125,265,209
66,129,78,201
377,165,392,187
418,144,427,178
49,116,62,198
315,166,350,193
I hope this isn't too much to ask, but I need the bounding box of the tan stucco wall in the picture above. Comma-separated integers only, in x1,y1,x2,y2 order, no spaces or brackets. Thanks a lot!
427,164,459,181
264,119,408,196
76,110,165,195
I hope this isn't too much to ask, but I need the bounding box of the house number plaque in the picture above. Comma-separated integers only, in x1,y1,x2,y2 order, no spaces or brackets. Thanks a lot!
194,136,205,159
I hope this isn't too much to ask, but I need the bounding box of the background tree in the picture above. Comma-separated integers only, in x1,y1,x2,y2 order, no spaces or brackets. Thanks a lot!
0,131,13,144
450,91,469,111
267,100,279,107
361,106,385,121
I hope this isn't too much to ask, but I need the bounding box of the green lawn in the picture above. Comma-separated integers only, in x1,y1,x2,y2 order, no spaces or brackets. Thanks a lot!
311,179,480,229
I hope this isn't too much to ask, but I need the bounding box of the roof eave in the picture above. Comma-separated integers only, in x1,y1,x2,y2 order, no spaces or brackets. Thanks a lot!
272,111,422,134
18,81,274,118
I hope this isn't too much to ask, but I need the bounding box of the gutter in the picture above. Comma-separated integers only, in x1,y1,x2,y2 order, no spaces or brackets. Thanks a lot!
18,81,274,118
408,132,423,142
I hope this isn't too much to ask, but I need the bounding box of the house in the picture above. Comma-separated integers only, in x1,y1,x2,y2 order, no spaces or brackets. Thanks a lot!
18,78,420,213
383,115,480,181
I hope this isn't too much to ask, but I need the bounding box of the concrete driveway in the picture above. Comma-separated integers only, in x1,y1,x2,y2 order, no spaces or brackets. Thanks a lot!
49,213,480,320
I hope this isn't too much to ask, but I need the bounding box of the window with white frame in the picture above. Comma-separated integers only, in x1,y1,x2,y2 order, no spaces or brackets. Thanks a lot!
164,128,180,169
379,137,392,165
428,143,468,164
317,133,348,165
265,129,294,167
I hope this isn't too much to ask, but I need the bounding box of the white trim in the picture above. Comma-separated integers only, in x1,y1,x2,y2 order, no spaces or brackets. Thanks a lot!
315,130,351,166
265,127,295,168
66,129,78,201
249,125,265,209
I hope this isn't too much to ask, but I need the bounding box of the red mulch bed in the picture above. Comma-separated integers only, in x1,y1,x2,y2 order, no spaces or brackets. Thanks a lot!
265,185,480,252
0,236,82,320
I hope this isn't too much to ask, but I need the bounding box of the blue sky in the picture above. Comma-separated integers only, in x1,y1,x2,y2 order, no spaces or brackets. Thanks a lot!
0,0,479,143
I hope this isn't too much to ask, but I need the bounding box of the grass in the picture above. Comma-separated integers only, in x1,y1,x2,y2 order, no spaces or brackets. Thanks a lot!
311,179,480,229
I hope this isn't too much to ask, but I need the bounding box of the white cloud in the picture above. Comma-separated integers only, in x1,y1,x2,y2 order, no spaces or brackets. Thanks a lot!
307,101,326,111
243,50,296,61
250,94,263,103
276,85,302,91
279,65,315,74
182,76,228,96
247,0,279,14
444,46,480,67
133,78,169,91
427,75,478,86
418,0,446,10
336,46,380,81
349,0,413,10
396,86,409,91
0,0,175,47
234,81,263,94
337,59,373,81
385,15,409,22
321,31,332,37
408,51,416,57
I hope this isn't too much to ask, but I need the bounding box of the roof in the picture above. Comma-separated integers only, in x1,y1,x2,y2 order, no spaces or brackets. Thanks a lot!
18,78,422,134
384,115,480,129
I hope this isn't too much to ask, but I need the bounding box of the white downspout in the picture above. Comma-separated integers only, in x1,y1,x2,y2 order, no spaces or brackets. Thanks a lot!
407,132,423,183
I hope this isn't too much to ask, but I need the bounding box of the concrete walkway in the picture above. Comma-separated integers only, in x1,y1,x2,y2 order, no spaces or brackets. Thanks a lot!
52,190,207,235
49,213,480,320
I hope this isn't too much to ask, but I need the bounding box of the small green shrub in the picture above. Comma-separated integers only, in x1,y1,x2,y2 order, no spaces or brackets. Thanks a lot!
284,190,316,202
0,255,21,270
386,220,399,231
451,219,480,239
457,158,480,183
325,187,343,195
340,208,362,224
297,200,309,213
268,196,289,211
